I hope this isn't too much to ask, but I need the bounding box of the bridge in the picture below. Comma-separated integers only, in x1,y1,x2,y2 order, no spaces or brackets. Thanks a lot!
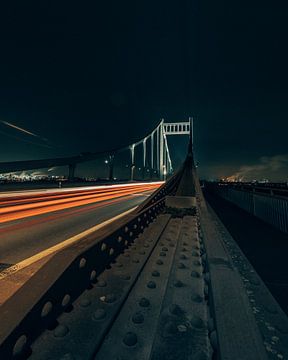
0,119,193,182
0,119,288,360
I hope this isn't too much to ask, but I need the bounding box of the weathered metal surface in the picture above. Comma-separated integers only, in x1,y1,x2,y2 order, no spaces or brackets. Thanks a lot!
30,215,171,359
148,215,212,360
95,217,183,359
96,214,212,360
0,198,165,359
210,185,288,233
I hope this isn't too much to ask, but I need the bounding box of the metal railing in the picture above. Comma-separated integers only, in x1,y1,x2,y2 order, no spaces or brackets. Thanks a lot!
208,184,288,233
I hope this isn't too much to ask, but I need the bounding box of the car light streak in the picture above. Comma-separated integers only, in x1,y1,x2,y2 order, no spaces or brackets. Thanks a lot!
0,183,161,224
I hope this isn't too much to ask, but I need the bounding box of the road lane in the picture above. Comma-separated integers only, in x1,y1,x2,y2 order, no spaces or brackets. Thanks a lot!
0,183,161,267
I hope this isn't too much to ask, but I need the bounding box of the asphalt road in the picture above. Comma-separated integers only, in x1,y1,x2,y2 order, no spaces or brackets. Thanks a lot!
0,182,161,267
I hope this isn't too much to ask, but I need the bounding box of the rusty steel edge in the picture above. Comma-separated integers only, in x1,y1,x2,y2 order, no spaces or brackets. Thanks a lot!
0,171,183,359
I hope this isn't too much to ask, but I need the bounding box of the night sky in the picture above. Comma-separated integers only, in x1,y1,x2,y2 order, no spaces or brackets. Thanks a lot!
0,1,287,180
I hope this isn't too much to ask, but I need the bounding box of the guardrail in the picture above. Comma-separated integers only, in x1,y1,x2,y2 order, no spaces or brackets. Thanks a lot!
0,165,184,359
218,182,288,197
207,183,288,233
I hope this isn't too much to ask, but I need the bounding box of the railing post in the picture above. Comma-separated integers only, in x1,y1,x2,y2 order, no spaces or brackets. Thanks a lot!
151,132,154,177
130,144,135,181
159,119,164,180
142,138,147,179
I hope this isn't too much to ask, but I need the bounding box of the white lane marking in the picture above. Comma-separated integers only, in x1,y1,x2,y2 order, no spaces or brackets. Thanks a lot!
0,206,137,280
0,182,164,198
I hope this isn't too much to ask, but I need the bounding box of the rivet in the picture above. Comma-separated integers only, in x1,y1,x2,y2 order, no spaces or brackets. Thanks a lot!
147,281,156,289
159,251,166,257
62,294,71,307
118,236,123,242
139,297,150,307
132,312,144,324
129,231,133,237
90,270,97,281
101,243,107,251
174,280,184,287
123,332,138,346
180,254,187,260
156,259,163,265
79,258,86,268
125,226,129,233
191,271,201,278
109,248,114,256
162,247,168,251
193,260,201,266
93,309,106,321
152,270,160,277
134,224,137,229
54,325,69,338
144,244,149,248
177,324,188,332
13,335,27,356
125,240,129,246
41,301,53,317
